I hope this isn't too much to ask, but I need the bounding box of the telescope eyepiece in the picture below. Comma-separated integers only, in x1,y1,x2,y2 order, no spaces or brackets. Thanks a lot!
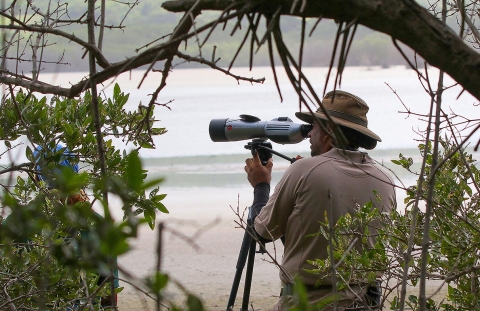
301,124,313,138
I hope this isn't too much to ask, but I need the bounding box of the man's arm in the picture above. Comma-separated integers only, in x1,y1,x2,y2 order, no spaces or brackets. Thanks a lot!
251,182,270,221
250,182,272,244
245,152,301,242
244,152,273,242
253,158,304,241
244,151,273,221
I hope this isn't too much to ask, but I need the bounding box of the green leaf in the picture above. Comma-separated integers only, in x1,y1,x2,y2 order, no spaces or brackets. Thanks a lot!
149,187,159,199
140,141,155,149
152,127,167,135
103,225,130,256
150,272,169,293
86,132,95,143
63,123,74,136
465,185,473,197
443,236,457,247
390,296,398,310
411,278,418,287
3,192,17,206
113,83,121,98
187,294,204,311
154,201,169,214
39,96,47,105
125,151,143,191
448,285,454,296
109,156,121,168
143,178,165,190
83,116,92,128
16,176,25,186
153,194,167,201
26,146,34,162
143,205,156,228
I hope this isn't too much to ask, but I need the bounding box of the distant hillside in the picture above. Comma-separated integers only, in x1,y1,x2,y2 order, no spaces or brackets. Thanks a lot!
8,0,441,73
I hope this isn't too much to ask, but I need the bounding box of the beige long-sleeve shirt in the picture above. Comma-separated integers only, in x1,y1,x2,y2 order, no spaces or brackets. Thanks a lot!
254,148,396,285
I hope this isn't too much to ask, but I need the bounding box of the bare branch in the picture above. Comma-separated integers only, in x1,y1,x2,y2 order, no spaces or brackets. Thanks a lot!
162,0,480,101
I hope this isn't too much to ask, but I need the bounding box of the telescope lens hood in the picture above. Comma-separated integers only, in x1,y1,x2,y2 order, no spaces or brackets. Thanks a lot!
209,118,229,142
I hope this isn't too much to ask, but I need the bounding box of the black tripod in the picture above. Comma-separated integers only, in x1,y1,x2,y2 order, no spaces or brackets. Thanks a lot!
226,141,293,310
226,208,265,311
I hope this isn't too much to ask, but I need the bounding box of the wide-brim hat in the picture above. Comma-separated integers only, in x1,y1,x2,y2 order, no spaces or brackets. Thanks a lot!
295,90,381,148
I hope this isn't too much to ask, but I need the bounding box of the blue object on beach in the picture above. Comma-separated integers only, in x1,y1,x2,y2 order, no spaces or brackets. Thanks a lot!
34,144,79,188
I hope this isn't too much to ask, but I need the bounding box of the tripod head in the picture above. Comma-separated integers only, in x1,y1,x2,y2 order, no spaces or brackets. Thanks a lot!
245,139,297,165
244,139,272,166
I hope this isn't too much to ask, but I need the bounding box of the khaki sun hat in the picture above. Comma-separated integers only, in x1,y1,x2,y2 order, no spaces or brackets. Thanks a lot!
295,90,381,147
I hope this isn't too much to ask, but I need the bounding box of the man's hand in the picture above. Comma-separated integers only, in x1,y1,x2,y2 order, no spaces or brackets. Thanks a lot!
244,152,273,187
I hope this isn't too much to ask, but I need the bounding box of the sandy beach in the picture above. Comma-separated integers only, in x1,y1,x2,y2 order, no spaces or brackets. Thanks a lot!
116,187,284,311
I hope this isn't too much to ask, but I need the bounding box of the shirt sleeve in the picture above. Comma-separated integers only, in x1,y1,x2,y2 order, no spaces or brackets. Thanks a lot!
251,182,271,221
253,164,302,241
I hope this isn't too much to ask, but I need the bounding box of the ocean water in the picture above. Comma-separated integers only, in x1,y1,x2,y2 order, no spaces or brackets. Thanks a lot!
2,66,479,213
37,65,480,159
135,66,478,156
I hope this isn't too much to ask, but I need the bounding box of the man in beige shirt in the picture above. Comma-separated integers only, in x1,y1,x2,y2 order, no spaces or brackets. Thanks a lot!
245,91,396,310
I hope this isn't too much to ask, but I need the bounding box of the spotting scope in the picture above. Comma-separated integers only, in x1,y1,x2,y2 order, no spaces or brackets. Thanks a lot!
209,114,312,144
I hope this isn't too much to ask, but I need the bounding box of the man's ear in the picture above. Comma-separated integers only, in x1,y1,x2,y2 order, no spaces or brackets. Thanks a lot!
321,123,334,145
324,122,336,140
325,122,348,147
323,129,335,146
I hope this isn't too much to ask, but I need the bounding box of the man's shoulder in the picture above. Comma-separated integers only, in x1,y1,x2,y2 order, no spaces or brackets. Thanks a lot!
287,155,334,177
291,155,333,168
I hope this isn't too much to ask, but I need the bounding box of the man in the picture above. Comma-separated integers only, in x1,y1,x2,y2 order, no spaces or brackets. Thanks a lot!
244,90,396,310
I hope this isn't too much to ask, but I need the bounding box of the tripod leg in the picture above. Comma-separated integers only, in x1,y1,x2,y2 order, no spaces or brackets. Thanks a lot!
226,230,253,311
241,238,257,311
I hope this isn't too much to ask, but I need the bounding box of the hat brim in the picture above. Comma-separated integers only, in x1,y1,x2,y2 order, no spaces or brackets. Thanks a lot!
295,111,382,143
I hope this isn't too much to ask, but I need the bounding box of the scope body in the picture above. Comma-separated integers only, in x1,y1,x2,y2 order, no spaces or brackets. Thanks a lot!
209,115,312,144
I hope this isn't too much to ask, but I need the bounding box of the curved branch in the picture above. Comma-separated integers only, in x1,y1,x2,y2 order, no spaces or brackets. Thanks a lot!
0,7,250,97
0,19,110,68
175,50,266,83
0,162,31,176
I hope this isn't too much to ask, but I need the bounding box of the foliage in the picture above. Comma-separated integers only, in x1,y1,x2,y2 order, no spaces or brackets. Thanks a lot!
0,85,196,309
299,139,480,310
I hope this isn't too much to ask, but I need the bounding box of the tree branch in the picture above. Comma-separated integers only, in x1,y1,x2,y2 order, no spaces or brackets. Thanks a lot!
162,0,480,101
0,24,110,68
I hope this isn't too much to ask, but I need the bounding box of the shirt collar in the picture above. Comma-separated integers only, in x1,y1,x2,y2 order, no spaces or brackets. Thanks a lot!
323,148,374,164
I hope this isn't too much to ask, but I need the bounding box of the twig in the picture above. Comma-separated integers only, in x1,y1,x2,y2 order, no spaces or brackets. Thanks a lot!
174,51,265,84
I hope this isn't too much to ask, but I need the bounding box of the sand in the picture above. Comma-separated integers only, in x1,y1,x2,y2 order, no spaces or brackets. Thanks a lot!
116,187,283,311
